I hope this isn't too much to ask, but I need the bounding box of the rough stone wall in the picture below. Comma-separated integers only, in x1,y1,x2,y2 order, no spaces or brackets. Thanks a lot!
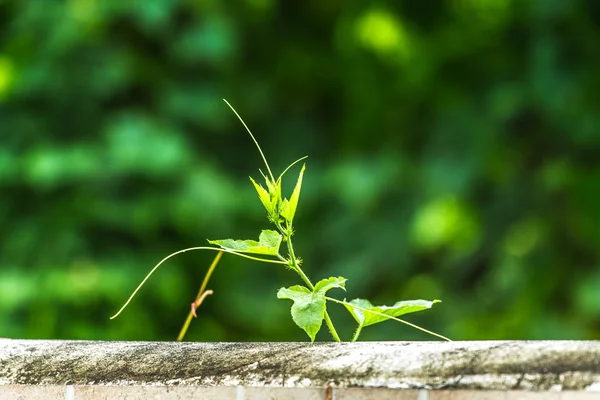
1,340,600,399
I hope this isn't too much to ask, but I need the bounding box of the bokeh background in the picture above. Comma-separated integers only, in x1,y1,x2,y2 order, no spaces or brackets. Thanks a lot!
1,0,599,342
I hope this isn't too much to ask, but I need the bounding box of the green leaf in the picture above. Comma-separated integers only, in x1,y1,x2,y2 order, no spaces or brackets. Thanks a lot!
257,229,283,250
264,173,281,204
314,276,347,294
345,299,440,328
281,163,305,224
208,229,282,256
249,176,273,214
277,285,326,342
280,198,291,222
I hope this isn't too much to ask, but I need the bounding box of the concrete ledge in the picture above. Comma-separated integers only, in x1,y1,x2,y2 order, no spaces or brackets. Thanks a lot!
1,340,600,399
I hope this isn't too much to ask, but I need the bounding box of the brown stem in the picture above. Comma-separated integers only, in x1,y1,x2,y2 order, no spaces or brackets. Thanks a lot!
176,251,223,342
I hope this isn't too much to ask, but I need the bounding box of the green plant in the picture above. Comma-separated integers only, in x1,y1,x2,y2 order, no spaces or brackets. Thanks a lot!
111,100,449,342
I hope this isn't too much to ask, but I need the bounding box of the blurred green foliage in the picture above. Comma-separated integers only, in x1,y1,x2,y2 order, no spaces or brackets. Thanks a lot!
1,0,599,342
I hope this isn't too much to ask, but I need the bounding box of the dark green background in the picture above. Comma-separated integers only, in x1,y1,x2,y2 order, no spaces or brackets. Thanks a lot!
1,0,599,342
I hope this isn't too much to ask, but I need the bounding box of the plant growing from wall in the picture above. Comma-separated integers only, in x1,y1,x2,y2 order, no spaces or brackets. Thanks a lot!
111,100,450,342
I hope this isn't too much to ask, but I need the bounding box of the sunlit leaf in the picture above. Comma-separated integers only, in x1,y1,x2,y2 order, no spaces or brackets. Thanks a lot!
314,276,346,294
345,298,440,328
277,285,326,342
208,229,282,256
280,198,291,222
249,176,273,214
281,163,305,224
264,173,281,205
257,229,283,250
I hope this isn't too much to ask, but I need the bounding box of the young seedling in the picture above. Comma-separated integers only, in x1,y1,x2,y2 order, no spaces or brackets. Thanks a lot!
111,100,450,342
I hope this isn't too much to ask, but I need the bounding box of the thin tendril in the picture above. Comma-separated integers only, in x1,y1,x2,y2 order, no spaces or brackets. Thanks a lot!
110,247,286,320
223,99,275,182
278,156,308,182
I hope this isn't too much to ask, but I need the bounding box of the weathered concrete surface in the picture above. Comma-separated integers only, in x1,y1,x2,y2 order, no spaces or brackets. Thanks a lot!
0,340,599,395
3,386,600,400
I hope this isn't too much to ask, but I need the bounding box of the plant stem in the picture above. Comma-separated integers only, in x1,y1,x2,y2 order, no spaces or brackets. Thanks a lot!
286,234,341,342
351,325,363,342
323,312,341,342
285,234,307,283
177,251,223,342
